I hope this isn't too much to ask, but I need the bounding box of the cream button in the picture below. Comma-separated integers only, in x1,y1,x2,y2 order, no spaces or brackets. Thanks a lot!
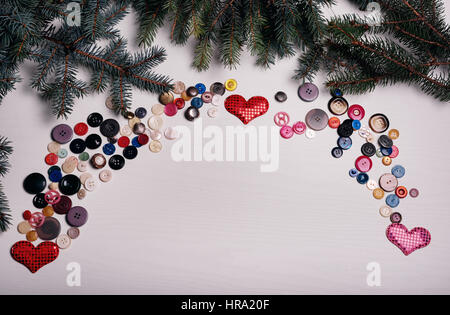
99,169,112,182
173,81,186,94
366,179,377,190
120,125,132,136
305,129,316,139
379,206,392,218
148,115,163,130
49,182,59,191
77,160,88,172
379,173,398,192
56,234,71,249
207,107,218,118
62,156,78,174
128,116,141,128
18,221,32,234
151,104,165,115
150,130,162,141
77,188,87,200
105,96,115,110
80,173,92,185
164,127,179,140
84,177,97,191
47,141,61,154
149,140,162,153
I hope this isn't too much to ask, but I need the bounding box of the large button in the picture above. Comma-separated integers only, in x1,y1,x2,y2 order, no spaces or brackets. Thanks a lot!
337,119,353,137
148,115,164,130
184,106,199,121
49,169,63,182
133,122,146,135
331,147,343,158
109,155,125,170
23,173,47,194
53,195,72,214
51,124,73,144
66,206,88,227
123,146,138,160
379,173,398,192
33,193,48,208
298,82,319,102
355,156,372,173
337,137,352,150
186,86,199,97
378,135,393,148
361,142,376,157
69,139,86,154
210,82,225,95
305,109,329,131
328,97,348,116
85,134,102,150
386,194,400,208
391,165,405,178
36,217,61,240
369,113,389,133
195,83,206,94
149,140,162,153
100,119,120,138
56,234,71,249
164,103,178,116
348,104,365,120
59,175,81,195
87,112,104,127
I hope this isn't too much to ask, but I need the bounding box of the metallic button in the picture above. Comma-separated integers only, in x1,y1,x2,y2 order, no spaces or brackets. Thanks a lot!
184,106,200,121
186,86,199,97
382,156,392,166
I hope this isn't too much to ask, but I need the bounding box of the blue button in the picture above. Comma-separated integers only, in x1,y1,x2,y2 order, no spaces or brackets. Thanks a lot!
391,165,405,178
191,97,203,108
195,83,206,94
349,168,359,178
132,136,142,148
103,143,116,155
338,137,352,150
352,120,361,130
386,194,400,208
380,146,393,156
331,88,343,97
356,172,369,184
49,170,62,182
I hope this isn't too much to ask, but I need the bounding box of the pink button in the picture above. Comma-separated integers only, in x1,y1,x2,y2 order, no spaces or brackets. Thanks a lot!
274,112,290,127
292,121,306,134
389,145,399,158
164,103,178,117
355,155,373,173
348,104,365,120
280,125,294,139
44,190,61,205
28,212,45,228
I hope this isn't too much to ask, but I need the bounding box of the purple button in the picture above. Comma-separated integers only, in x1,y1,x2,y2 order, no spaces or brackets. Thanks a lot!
298,82,319,102
51,124,73,144
66,206,88,227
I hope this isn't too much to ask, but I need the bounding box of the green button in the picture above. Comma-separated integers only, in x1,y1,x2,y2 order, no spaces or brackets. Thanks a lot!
79,152,90,161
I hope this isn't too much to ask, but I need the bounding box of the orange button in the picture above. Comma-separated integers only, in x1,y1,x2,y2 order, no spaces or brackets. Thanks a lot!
43,206,54,217
395,186,408,198
26,230,38,242
373,188,384,199
328,117,340,129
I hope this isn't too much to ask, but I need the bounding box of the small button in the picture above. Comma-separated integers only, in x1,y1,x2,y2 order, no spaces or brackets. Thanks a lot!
390,212,402,223
191,97,203,109
100,119,120,138
331,88,343,97
26,230,38,242
69,139,86,154
225,79,237,91
90,153,107,169
62,156,78,174
366,179,377,190
148,115,164,130
23,210,32,220
135,107,147,119
274,112,290,127
87,112,103,127
327,97,348,116
355,156,372,172
103,143,116,155
305,129,316,139
42,205,54,217
298,82,319,102
386,194,400,208
328,117,340,129
382,156,392,166
123,146,138,160
74,123,89,136
207,107,218,118
36,217,61,240
375,147,383,158
395,186,408,198
388,129,399,140
53,195,72,215
356,173,369,184
66,206,88,227
391,165,405,178
201,92,213,103
305,109,329,131
210,82,225,96
33,193,48,208
280,125,294,139
389,145,399,158
186,86,199,97
99,169,112,182
149,140,162,153
274,91,287,102
67,227,80,239
105,96,115,110
361,142,376,157
373,187,384,199
23,173,47,194
378,135,393,148
184,106,199,121
150,130,162,140
79,152,90,162
195,83,206,94
132,136,141,148
49,169,63,183
109,155,125,170
59,174,81,196
337,137,352,150
348,104,365,120
47,141,61,154
292,121,306,135
174,98,185,109
173,81,186,94
352,120,361,130
379,173,398,192
331,147,343,158
409,188,419,198
56,234,71,249
164,102,178,116
159,92,174,105
58,148,68,158
77,188,87,200
369,113,389,133
151,104,165,115
118,136,130,148
18,221,32,234
48,165,61,175
45,153,59,165
84,177,97,192
85,134,102,150
133,122,146,135
120,125,132,137
28,212,45,228
138,134,150,145
379,206,392,218
51,124,73,144
349,168,359,178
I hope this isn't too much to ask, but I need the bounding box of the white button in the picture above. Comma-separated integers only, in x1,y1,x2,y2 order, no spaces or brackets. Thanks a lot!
80,173,93,185
148,115,163,130
56,234,71,249
150,130,162,141
47,141,61,154
120,125,132,136
17,221,32,234
207,107,218,118
77,160,88,172
99,169,112,182
164,127,179,140
379,206,392,218
105,96,115,110
149,140,162,153
84,177,97,191
305,129,316,139
366,179,377,190
77,188,87,200
151,104,165,115
211,95,221,106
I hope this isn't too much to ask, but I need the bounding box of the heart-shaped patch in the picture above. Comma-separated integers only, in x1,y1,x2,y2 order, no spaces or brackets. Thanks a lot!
224,95,269,125
11,241,59,273
386,223,431,256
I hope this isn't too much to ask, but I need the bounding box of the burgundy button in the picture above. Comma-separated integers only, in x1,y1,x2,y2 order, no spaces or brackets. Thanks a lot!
66,206,88,227
51,124,73,144
348,104,365,120
298,83,319,102
53,195,72,214
36,217,61,240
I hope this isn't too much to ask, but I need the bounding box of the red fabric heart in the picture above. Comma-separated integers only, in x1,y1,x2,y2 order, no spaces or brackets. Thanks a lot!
386,223,431,256
225,95,269,125
11,241,59,273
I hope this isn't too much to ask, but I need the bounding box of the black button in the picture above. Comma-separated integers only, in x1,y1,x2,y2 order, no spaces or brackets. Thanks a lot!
69,138,86,154
53,195,72,214
337,121,353,137
210,82,225,96
186,86,199,97
378,135,393,148
361,142,376,157
33,193,48,209
135,107,147,119
109,155,125,170
23,173,47,194
123,146,138,160
87,112,103,127
36,217,61,240
275,91,287,102
100,119,120,138
107,136,118,144
47,165,61,175
184,106,199,121
59,175,81,196
85,134,102,150
331,147,343,158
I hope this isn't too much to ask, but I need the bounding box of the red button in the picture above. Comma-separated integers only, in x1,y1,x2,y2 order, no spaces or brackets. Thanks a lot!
118,136,130,148
74,122,89,136
328,117,340,129
174,98,185,109
348,104,365,120
355,155,372,173
45,153,58,165
138,134,149,145
23,210,32,220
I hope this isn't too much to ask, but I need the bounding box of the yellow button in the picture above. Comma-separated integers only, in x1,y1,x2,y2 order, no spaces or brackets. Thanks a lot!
43,206,54,217
382,156,392,166
26,230,38,242
18,221,32,234
225,79,237,91
373,188,384,199
388,129,399,140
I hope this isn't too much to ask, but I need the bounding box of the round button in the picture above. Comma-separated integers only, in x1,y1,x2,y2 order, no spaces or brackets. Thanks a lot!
390,212,402,223
207,107,218,118
280,125,294,139
210,82,225,95
120,126,132,138
23,210,32,220
337,137,352,150
349,168,359,178
373,188,384,199
184,106,200,121
389,145,399,158
131,136,141,148
348,104,365,120
211,95,221,106
135,107,147,119
356,173,369,184
159,92,174,105
85,134,102,150
77,189,87,200
328,97,348,115
391,165,405,178
331,88,343,97
331,147,343,158
87,112,103,127
298,82,319,102
18,221,32,234
172,81,186,94
67,227,80,239
366,179,377,190
123,111,135,119
105,96,115,110
386,194,400,208
275,91,287,102
395,186,408,198
292,121,307,135
138,134,149,145
133,122,146,135
69,139,86,154
128,116,141,129
225,79,237,91
379,173,398,192
369,113,389,133
352,120,361,130
56,234,71,249
150,130,162,140
49,182,59,191
109,155,125,170
195,83,206,94
361,142,376,157
66,206,88,227
148,115,164,130
33,193,48,208
186,86,199,97
123,146,138,160
44,190,61,205
118,136,130,148
305,109,329,131
51,124,73,144
164,102,178,116
181,91,192,101
382,156,392,166
103,143,116,155
379,206,392,218
151,104,165,116
274,112,290,127
47,141,61,154
42,205,54,217
149,140,162,153
191,97,203,109
84,177,97,191
77,160,88,172
45,153,59,165
305,129,316,139
48,165,61,175
80,173,92,185
358,126,370,138
337,120,353,137
23,173,47,194
90,153,107,169
79,152,90,162
378,135,393,148
53,195,72,214
164,127,179,140
36,216,61,240
388,129,400,140
59,174,81,195
58,148,68,158
74,123,89,136
174,98,185,109
100,119,120,138
328,117,340,129
355,156,372,173
409,188,419,198
99,169,112,182
26,230,38,242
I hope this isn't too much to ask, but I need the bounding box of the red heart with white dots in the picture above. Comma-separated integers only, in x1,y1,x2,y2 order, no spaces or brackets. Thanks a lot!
11,241,59,273
225,95,269,125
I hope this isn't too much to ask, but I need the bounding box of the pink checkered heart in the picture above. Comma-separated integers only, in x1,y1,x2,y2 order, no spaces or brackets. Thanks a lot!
386,223,431,256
